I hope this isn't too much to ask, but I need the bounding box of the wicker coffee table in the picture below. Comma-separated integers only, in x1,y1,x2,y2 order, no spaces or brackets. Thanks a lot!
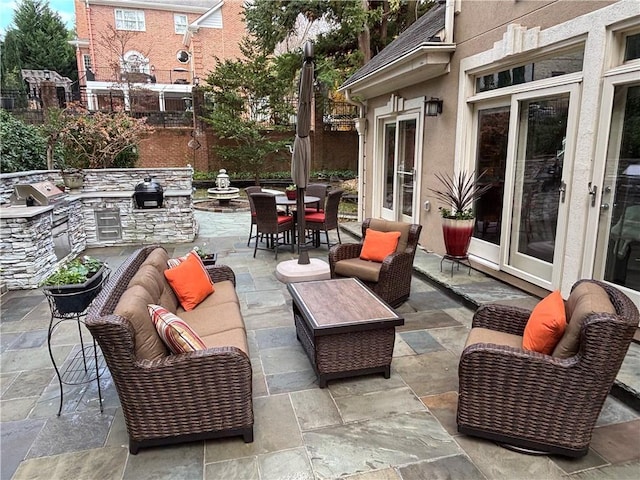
287,278,404,387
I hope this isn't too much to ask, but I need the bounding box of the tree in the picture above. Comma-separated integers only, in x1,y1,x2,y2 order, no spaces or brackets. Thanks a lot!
204,37,294,184
0,110,48,172
244,0,435,88
0,0,76,90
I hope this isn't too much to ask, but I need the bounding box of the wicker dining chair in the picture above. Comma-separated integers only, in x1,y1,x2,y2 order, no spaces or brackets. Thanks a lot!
328,218,422,307
251,193,295,260
304,183,329,214
304,189,343,248
244,186,262,247
457,279,639,457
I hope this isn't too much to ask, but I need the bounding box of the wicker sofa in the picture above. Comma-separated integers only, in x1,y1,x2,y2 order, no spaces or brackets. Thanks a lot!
86,245,253,454
457,279,639,457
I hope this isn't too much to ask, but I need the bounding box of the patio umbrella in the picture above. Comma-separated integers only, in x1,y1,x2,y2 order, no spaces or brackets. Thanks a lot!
291,41,315,265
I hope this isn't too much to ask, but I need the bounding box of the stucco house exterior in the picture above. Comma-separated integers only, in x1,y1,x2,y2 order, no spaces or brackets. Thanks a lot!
72,0,246,111
340,0,640,306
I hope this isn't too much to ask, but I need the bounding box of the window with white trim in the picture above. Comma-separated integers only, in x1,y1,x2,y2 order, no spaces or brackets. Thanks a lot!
115,9,145,31
174,14,188,34
83,54,92,72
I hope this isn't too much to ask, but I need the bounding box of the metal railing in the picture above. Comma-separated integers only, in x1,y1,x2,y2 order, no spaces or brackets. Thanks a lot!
84,67,192,85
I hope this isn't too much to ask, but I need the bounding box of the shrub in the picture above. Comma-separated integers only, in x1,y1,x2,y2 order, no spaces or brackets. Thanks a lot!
0,109,47,172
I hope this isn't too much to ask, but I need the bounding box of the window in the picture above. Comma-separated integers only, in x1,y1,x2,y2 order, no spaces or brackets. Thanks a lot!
83,54,92,72
115,9,145,31
174,14,188,34
475,48,584,93
624,33,640,62
176,50,190,63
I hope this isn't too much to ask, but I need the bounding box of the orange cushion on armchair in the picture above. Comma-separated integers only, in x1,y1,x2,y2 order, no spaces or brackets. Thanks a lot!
523,290,566,355
360,230,401,263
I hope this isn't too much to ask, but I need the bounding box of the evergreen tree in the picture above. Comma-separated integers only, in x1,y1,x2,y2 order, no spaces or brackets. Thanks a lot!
1,0,76,90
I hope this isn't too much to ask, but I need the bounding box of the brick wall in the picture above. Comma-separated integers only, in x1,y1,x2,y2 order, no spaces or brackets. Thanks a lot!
74,0,247,81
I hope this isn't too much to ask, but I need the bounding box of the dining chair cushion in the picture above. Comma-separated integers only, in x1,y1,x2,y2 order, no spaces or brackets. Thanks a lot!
523,290,566,355
552,282,616,358
164,252,215,311
367,218,412,253
334,257,381,282
277,215,294,225
305,212,325,222
360,230,401,262
148,304,207,353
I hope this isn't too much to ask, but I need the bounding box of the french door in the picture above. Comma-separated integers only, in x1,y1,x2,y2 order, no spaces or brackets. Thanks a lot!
469,84,580,289
592,75,640,305
380,115,419,222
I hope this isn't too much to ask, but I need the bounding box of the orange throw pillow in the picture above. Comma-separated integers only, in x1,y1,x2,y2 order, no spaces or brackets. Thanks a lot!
522,290,566,355
163,252,214,311
360,230,401,262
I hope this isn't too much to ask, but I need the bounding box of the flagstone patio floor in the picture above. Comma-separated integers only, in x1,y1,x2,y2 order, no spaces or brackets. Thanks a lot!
1,210,639,480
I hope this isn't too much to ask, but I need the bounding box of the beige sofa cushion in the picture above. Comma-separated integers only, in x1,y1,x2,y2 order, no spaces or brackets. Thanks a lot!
200,328,249,356
159,284,179,313
114,284,168,360
368,218,411,253
552,282,616,358
128,264,165,301
464,327,523,350
142,247,171,275
334,257,381,282
180,301,245,338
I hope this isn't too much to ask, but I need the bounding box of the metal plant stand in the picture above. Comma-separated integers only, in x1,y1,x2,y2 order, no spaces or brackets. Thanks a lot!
440,254,471,276
43,269,110,416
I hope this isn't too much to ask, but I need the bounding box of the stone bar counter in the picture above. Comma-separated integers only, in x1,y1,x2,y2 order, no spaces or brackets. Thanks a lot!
0,168,196,290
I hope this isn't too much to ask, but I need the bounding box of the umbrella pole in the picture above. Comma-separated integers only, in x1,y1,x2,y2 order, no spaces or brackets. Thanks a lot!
296,187,310,264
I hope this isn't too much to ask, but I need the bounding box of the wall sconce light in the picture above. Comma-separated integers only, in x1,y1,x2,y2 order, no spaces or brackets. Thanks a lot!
193,76,199,87
150,65,155,72
425,97,443,116
43,69,51,81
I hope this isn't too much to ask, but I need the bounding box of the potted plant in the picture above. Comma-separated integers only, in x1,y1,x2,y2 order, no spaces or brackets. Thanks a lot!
285,184,297,200
429,170,492,258
41,256,108,314
193,245,217,266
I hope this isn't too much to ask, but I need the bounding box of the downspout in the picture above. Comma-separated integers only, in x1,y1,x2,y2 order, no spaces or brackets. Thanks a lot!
345,89,366,222
85,1,97,71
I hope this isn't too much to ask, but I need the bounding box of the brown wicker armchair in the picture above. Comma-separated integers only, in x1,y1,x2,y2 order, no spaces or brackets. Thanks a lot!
457,279,639,457
329,218,422,307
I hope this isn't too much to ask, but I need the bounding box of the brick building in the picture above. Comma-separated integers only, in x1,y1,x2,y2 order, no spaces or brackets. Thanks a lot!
72,0,246,112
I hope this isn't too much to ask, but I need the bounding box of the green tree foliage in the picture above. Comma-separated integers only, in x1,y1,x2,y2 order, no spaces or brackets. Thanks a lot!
0,110,48,172
1,0,76,90
204,37,294,184
244,0,435,88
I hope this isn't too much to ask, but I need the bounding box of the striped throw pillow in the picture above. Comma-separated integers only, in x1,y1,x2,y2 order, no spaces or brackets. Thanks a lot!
147,304,206,353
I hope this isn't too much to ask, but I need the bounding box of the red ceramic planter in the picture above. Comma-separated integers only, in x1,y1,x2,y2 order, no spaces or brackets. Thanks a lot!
442,218,474,257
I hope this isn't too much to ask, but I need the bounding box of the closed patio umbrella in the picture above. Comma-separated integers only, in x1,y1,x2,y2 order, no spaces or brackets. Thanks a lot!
292,41,315,265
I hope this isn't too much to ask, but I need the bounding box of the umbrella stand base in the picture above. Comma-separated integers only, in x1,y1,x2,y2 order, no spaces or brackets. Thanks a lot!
275,258,330,284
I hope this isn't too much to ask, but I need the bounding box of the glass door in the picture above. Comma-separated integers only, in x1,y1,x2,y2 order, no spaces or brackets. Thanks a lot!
504,91,574,286
380,116,418,222
594,82,640,298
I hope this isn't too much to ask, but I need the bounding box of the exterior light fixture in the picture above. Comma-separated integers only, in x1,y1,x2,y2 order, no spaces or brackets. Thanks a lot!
193,76,199,86
43,69,51,81
183,96,193,112
425,97,443,116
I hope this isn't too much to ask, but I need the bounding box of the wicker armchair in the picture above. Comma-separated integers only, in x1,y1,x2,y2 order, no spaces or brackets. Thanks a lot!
457,279,639,457
251,193,295,260
329,218,422,307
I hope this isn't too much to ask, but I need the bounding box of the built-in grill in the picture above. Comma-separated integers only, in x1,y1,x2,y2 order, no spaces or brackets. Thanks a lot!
9,181,66,206
133,177,164,209
9,181,71,260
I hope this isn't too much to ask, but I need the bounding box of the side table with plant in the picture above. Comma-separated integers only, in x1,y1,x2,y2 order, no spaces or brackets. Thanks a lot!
193,245,217,266
285,184,297,200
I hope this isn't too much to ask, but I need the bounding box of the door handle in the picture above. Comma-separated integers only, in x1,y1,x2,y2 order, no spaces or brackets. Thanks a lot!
601,203,610,211
559,180,566,203
588,182,598,207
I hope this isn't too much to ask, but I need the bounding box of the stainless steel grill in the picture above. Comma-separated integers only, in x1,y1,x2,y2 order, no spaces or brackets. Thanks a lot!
9,181,66,206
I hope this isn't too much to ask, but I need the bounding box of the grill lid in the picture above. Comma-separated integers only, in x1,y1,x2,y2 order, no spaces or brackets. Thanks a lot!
134,177,163,193
10,181,66,206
